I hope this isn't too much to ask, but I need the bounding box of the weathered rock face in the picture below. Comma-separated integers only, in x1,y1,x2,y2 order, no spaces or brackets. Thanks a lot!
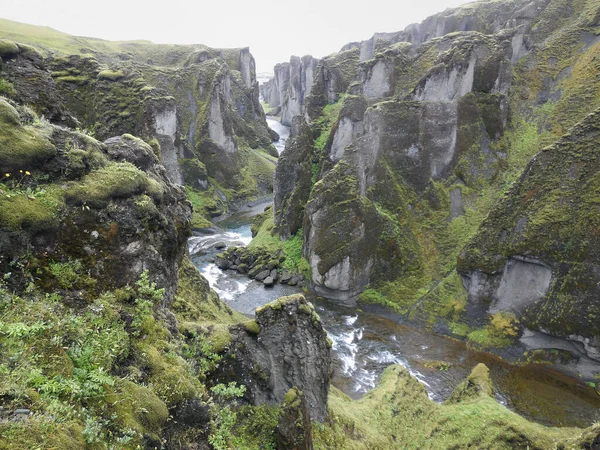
299,31,512,301
218,294,331,422
274,116,314,238
266,0,600,371
458,107,600,361
276,387,313,450
305,48,360,121
342,0,551,62
20,43,276,200
303,162,383,302
0,43,77,127
262,55,319,126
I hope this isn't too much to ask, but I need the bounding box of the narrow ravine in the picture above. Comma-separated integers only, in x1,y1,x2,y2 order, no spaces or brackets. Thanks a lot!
188,118,600,429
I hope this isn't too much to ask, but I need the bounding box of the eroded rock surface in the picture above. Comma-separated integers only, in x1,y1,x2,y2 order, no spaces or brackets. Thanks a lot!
218,294,331,422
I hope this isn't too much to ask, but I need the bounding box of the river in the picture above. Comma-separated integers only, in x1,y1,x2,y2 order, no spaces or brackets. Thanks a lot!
188,118,600,429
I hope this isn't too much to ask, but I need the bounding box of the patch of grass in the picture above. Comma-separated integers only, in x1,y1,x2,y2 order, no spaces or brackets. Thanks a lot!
247,213,282,252
316,364,577,449
466,312,519,349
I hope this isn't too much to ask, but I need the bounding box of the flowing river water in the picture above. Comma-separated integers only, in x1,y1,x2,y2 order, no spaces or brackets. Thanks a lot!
188,118,600,429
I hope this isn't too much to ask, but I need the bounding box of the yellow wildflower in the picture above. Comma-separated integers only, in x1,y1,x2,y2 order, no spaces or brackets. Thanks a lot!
25,171,31,176
4,173,9,178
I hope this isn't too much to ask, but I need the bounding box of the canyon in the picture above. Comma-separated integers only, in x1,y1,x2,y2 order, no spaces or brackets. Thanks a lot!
1,0,600,448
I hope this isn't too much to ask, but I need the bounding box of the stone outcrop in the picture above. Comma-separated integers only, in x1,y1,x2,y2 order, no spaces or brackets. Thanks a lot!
0,97,191,306
276,387,313,450
217,294,331,422
261,55,319,126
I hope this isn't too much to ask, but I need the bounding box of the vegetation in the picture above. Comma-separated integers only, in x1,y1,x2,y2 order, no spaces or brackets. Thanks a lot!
315,364,580,449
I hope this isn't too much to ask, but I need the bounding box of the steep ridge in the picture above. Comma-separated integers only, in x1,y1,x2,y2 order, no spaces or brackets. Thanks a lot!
265,0,600,374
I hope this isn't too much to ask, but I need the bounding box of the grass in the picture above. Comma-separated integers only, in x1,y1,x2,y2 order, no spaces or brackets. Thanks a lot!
314,364,580,449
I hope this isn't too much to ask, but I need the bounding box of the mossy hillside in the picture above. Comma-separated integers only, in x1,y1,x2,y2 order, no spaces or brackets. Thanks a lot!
459,106,600,340
1,31,275,222
315,364,580,449
48,55,151,141
0,17,250,69
0,231,277,449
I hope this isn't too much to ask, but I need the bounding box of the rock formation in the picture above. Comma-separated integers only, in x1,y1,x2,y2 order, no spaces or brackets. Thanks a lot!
261,55,319,126
264,0,600,374
217,294,331,422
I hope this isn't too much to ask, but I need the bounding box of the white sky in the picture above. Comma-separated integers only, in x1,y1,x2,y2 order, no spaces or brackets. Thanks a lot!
0,0,471,73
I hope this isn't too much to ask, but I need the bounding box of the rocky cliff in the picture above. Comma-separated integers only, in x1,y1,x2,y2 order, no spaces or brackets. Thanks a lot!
267,0,600,373
0,26,278,228
260,55,319,125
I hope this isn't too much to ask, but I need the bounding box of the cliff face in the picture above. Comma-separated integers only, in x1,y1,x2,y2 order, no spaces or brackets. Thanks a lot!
0,31,278,228
260,55,319,125
268,0,600,365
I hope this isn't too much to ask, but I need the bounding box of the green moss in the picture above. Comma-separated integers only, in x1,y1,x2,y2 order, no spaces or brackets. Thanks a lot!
106,379,168,442
256,293,306,315
445,363,494,403
207,325,232,353
173,257,245,326
0,422,84,450
98,69,125,81
0,99,56,171
0,39,19,58
65,161,163,208
316,364,577,449
136,343,202,406
0,77,16,97
248,212,282,252
185,185,226,228
0,192,58,232
54,75,90,84
283,386,303,408
466,312,519,350
243,319,261,335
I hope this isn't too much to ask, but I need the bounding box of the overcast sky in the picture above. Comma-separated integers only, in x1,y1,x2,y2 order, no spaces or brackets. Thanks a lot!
0,0,471,73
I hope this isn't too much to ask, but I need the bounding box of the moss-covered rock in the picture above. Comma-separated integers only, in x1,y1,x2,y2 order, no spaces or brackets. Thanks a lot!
0,98,56,171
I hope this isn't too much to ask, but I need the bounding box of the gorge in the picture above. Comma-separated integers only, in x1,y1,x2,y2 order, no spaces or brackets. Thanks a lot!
1,0,600,448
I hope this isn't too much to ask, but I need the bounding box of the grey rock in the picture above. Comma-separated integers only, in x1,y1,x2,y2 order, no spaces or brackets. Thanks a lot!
280,270,292,284
263,276,275,286
255,269,271,282
215,256,231,269
220,294,331,421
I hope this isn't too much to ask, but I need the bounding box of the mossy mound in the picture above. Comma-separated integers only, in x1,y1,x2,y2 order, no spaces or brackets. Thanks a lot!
0,98,56,171
64,161,163,208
